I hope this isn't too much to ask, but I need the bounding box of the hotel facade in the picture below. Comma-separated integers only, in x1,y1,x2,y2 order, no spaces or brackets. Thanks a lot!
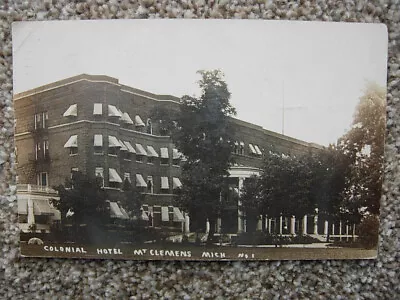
15,74,355,240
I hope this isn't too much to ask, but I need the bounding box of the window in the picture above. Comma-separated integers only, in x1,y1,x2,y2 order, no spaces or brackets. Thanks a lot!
71,167,79,179
70,147,78,155
147,156,154,164
94,134,103,155
239,142,245,155
108,147,118,155
43,140,49,159
124,172,131,183
146,118,153,134
136,155,143,163
147,176,153,194
35,142,41,160
95,167,104,187
34,113,41,129
42,112,48,128
37,172,48,187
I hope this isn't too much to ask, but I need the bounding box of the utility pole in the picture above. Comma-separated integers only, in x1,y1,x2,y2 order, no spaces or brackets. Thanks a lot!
281,80,285,135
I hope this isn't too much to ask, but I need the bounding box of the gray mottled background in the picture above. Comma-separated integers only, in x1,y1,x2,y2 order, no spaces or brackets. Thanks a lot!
0,0,399,299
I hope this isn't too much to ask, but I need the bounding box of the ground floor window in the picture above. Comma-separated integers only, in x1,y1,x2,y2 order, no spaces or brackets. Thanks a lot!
37,172,48,187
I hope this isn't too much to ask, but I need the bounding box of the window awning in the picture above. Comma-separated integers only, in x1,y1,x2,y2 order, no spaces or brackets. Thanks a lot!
34,199,57,216
161,177,169,189
136,174,147,187
249,144,257,155
64,135,78,148
63,104,77,117
119,139,128,151
254,145,263,155
141,210,149,221
135,144,147,156
108,136,122,147
108,105,122,117
161,206,169,222
93,103,102,115
147,146,159,157
172,149,181,160
240,141,245,146
135,115,145,127
173,207,185,222
94,134,103,147
109,202,129,219
172,177,182,189
124,141,136,153
109,168,123,183
18,198,28,215
160,147,169,158
121,112,134,124
234,141,239,146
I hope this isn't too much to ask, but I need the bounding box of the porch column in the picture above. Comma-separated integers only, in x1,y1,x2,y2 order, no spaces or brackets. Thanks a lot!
237,177,244,233
206,219,210,234
216,217,222,233
290,216,296,235
184,213,190,233
339,220,342,241
279,215,283,235
352,224,356,241
257,216,263,231
324,220,328,235
268,218,272,234
313,209,319,235
302,215,308,235
346,224,349,241
27,197,35,226
332,223,335,236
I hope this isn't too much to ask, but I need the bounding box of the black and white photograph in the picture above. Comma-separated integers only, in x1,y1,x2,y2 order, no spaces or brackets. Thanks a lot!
12,19,387,260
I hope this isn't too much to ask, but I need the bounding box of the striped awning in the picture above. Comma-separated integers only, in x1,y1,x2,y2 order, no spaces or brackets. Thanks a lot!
135,115,145,127
161,177,169,189
109,168,123,183
160,147,169,158
64,135,78,148
63,104,77,117
173,207,185,222
147,146,159,157
135,174,147,187
172,177,182,189
172,148,181,160
119,139,128,151
108,105,122,117
254,145,263,155
124,141,136,153
94,134,103,147
109,136,122,147
249,144,257,155
135,144,147,156
121,112,134,124
93,103,102,115
109,202,129,219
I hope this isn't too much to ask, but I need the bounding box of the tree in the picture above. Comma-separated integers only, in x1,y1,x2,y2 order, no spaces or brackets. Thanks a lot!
339,83,386,221
121,178,144,220
172,70,236,243
51,171,109,242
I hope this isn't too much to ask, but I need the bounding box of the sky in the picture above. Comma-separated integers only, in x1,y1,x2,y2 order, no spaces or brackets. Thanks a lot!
12,20,388,146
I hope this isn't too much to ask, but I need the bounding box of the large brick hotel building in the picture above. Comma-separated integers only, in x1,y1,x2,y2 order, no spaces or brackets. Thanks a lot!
16,74,354,239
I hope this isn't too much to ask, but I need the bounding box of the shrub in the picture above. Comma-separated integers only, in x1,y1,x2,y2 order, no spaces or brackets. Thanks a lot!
357,215,379,249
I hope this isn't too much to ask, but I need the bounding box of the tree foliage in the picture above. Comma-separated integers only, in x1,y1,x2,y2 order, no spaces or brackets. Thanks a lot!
339,83,386,220
51,172,109,225
168,70,236,242
121,178,144,220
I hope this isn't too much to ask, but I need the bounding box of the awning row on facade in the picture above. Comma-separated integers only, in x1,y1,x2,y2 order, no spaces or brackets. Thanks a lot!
249,143,263,155
142,205,185,223
65,134,182,159
160,177,182,189
18,198,60,220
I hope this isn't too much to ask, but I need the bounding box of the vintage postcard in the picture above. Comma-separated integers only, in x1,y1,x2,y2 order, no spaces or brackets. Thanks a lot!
12,20,387,260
